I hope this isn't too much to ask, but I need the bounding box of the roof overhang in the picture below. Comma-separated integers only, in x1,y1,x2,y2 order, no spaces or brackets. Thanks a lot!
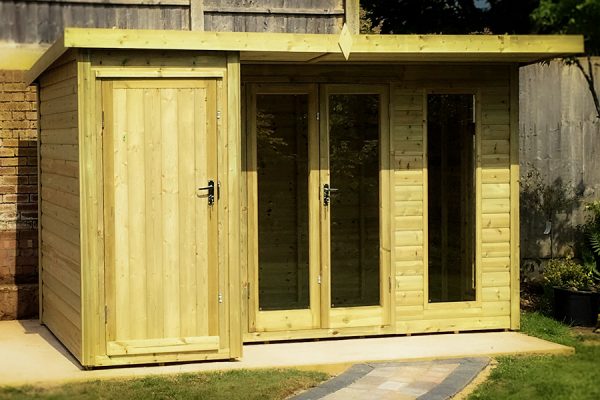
25,27,584,85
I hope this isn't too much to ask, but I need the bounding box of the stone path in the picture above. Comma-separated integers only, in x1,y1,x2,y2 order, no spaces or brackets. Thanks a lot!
292,358,489,400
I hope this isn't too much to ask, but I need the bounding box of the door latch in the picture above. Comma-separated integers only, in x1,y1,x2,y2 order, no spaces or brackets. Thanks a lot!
323,183,338,206
198,180,215,206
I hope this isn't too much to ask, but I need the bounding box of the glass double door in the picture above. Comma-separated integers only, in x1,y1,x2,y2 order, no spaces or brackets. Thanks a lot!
247,84,390,334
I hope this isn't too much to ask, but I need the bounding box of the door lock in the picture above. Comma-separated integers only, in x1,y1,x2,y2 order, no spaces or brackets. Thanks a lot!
197,180,215,206
323,183,338,206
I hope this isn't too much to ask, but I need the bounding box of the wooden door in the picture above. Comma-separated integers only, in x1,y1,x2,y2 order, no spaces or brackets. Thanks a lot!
102,79,225,356
320,85,391,330
247,84,321,332
247,83,390,336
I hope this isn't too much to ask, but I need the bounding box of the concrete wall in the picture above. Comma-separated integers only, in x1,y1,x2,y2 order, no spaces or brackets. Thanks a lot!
519,57,600,278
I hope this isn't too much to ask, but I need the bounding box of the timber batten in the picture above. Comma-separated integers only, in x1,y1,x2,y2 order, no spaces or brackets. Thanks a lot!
31,28,581,366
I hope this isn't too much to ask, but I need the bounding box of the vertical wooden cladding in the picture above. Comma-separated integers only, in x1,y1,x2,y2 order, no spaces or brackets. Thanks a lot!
39,54,82,360
102,80,223,357
390,65,513,334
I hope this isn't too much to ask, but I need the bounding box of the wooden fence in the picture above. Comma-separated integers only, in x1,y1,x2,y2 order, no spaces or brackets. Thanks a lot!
0,0,345,43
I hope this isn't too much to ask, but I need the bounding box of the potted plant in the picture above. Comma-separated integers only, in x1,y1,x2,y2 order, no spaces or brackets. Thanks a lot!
582,201,600,274
544,257,599,326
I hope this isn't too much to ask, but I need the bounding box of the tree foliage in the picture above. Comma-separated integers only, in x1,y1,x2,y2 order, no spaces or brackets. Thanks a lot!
531,0,600,55
362,0,540,34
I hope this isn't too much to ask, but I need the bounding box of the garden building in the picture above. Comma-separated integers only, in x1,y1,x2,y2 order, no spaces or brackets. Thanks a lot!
26,26,582,366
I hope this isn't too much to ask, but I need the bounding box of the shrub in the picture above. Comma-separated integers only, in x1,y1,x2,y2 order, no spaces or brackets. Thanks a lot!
543,258,596,291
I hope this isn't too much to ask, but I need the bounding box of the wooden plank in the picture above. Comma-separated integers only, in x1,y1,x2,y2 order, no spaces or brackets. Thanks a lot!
190,0,204,31
482,271,510,287
40,93,78,115
226,53,242,358
41,158,79,178
26,39,68,86
482,287,511,301
395,275,424,291
481,257,511,272
481,213,510,229
126,88,147,340
107,336,220,356
481,242,511,258
395,290,423,306
509,65,520,330
41,127,78,145
344,0,360,34
396,316,510,334
41,144,79,161
329,306,384,328
482,228,510,243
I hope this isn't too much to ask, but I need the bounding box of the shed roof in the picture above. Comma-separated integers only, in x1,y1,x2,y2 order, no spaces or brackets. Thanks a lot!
26,27,584,85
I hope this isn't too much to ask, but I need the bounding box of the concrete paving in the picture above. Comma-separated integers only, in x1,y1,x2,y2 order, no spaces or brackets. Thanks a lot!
292,358,490,400
0,320,573,387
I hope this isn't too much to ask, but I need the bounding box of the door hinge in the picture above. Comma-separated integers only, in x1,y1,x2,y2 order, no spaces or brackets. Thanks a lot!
389,276,392,293
104,305,108,323
101,111,105,130
317,274,321,285
316,112,320,121
218,292,223,304
246,282,250,300
217,110,222,120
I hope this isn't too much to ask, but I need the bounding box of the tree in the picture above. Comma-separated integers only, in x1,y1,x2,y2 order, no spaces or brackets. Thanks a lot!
362,0,539,34
531,0,600,118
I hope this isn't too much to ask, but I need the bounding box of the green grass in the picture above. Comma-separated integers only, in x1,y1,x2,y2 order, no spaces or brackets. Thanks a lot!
468,312,600,400
0,369,328,400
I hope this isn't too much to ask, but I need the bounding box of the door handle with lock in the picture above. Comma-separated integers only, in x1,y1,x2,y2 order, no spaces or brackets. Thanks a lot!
323,183,338,206
197,180,215,206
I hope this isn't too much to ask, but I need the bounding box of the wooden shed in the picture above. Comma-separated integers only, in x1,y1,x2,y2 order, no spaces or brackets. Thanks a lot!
26,28,583,367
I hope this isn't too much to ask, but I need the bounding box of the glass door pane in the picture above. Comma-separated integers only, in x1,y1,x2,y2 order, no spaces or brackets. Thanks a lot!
328,94,380,308
427,94,476,303
257,94,310,310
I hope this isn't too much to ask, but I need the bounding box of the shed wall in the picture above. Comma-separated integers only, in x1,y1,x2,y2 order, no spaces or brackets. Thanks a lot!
242,64,518,336
38,54,82,360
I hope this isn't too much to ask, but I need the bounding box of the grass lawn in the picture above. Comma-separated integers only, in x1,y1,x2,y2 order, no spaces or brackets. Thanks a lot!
0,369,328,400
468,312,600,400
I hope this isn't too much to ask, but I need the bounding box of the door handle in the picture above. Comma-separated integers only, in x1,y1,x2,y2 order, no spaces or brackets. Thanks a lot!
323,183,338,206
197,180,215,206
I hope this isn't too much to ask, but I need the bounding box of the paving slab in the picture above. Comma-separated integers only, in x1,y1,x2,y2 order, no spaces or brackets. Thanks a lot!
0,320,573,386
292,358,489,400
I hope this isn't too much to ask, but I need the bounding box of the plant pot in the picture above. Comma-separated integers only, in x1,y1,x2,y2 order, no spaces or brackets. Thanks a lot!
553,287,600,327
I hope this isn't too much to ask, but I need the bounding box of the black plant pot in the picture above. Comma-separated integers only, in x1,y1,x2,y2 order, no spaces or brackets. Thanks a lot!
553,287,600,327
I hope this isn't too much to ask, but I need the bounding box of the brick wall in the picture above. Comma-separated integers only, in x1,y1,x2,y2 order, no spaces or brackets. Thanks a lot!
0,70,38,320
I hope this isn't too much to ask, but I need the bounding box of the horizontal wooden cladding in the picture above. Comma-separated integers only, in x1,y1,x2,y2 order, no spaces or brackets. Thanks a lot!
107,336,220,356
482,213,510,228
395,260,424,276
482,242,511,258
482,257,511,272
395,215,424,230
396,290,423,306
40,94,78,116
329,306,385,328
39,58,82,362
396,316,510,333
41,186,80,212
482,125,510,140
395,275,423,291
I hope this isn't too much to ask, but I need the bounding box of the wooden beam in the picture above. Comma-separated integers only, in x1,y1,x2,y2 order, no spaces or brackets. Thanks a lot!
59,28,584,56
345,0,360,34
190,0,204,31
24,37,67,85
203,6,344,15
